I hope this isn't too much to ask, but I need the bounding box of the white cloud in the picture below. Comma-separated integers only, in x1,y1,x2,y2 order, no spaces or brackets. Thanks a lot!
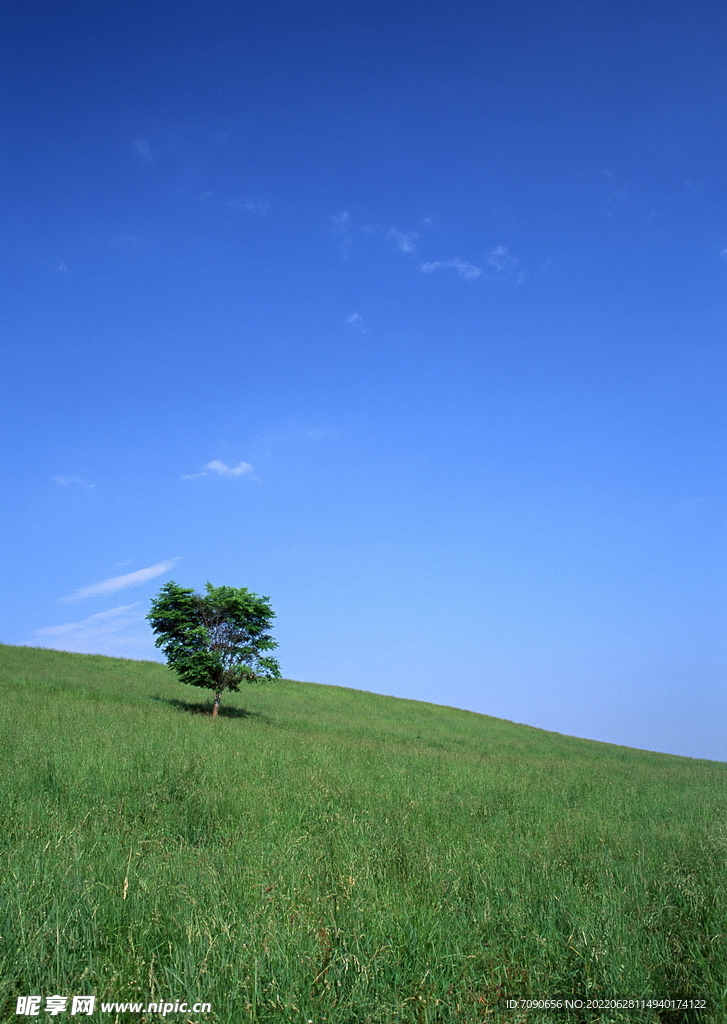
601,188,630,219
720,248,727,259
304,426,336,440
53,474,92,489
57,262,69,274
332,211,351,231
37,604,137,638
34,604,157,659
487,246,518,272
229,198,269,216
670,497,707,517
420,258,483,281
62,558,180,603
133,140,153,163
346,312,366,332
389,228,418,253
183,460,253,480
331,211,354,257
205,459,253,477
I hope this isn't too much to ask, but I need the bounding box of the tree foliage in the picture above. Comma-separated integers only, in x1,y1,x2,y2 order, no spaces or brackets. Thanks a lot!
147,581,281,716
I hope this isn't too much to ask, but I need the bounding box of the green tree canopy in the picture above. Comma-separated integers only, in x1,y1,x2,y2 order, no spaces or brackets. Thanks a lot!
147,581,281,716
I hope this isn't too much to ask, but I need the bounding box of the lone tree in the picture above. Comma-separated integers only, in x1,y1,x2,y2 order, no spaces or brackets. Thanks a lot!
147,581,281,717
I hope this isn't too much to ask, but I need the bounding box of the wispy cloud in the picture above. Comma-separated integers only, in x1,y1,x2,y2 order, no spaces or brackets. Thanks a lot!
205,459,253,477
487,246,518,272
601,187,630,219
182,460,253,480
670,497,707,518
486,246,526,284
132,140,153,164
34,604,156,659
37,604,138,639
229,198,269,216
62,558,180,603
332,211,351,231
346,312,366,332
53,474,93,489
304,426,336,440
389,228,418,253
332,211,354,257
420,258,483,281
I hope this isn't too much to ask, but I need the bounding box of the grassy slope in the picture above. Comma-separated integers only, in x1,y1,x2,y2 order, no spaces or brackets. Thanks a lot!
0,644,725,1024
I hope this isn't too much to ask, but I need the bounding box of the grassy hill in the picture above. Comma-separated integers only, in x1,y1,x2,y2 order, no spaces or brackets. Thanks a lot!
0,644,724,1023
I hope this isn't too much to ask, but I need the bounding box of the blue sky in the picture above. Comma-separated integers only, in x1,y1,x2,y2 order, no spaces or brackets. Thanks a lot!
3,0,726,761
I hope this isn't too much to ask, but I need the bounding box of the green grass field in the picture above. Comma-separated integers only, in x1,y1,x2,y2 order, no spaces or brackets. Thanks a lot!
0,644,725,1023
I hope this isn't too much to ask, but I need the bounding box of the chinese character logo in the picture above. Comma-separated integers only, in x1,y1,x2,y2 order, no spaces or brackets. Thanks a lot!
71,996,95,1015
16,997,42,1016
45,997,68,1016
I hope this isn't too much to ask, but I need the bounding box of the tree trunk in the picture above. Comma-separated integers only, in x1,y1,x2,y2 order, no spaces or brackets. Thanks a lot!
212,691,221,718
